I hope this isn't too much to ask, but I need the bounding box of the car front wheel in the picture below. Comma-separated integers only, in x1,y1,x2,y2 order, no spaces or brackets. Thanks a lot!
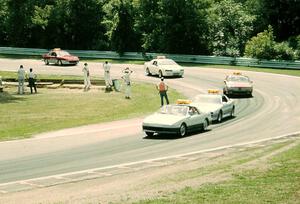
158,70,163,78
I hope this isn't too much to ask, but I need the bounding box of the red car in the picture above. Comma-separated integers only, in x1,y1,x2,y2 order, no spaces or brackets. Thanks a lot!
42,48,79,65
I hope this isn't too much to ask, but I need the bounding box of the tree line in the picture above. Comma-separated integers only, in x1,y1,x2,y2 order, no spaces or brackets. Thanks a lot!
0,0,299,60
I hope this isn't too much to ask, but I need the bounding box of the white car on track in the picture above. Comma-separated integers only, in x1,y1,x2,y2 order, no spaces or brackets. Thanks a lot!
144,56,184,78
193,90,235,122
142,101,212,137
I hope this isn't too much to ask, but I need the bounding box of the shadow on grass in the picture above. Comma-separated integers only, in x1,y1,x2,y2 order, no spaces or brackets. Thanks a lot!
143,129,211,140
0,91,25,103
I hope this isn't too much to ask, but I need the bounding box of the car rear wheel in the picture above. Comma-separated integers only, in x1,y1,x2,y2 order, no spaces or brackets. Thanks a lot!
230,107,235,117
217,111,223,123
45,59,49,65
203,119,209,131
178,123,187,137
145,131,154,137
145,68,151,76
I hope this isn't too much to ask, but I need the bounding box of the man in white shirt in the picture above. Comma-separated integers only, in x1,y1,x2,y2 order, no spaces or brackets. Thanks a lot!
82,63,91,91
17,65,26,94
103,61,112,91
122,67,133,99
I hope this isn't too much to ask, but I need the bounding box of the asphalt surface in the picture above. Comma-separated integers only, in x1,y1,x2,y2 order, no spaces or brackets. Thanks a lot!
0,58,300,186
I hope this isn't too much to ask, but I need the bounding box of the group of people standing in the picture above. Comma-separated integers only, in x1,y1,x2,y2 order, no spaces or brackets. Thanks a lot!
16,62,170,106
17,65,37,94
82,61,133,99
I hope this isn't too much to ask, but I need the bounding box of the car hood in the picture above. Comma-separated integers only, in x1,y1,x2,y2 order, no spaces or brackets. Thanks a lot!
226,82,252,87
143,113,186,126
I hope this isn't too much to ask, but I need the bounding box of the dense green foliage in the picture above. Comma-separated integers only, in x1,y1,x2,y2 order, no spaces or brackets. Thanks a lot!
245,26,298,60
0,0,299,59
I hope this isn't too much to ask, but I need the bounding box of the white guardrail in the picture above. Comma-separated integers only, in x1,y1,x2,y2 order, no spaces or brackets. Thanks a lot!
0,47,299,69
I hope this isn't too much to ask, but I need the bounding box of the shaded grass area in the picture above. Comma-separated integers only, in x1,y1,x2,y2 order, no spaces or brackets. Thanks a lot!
133,141,300,204
0,84,183,141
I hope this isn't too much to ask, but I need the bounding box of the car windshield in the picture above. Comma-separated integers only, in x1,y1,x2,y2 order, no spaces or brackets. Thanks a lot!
56,51,70,56
227,76,249,82
158,59,177,66
194,95,221,104
158,105,188,116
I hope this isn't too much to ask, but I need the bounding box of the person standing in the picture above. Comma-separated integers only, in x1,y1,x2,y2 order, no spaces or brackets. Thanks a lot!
28,68,37,94
157,77,169,106
82,63,91,91
103,61,112,92
17,65,26,94
122,67,133,99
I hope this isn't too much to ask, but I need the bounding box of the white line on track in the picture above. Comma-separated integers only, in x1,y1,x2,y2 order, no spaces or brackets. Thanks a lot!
0,130,299,187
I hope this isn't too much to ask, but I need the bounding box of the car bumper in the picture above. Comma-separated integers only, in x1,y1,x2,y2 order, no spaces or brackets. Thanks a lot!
226,87,252,95
142,125,179,134
163,71,184,77
62,60,79,65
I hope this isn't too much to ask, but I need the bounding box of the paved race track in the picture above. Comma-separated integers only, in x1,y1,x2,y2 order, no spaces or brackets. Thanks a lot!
0,58,300,186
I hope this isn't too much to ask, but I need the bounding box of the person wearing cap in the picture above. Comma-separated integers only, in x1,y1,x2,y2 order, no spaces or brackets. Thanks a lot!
157,77,169,106
103,61,112,92
17,65,26,94
122,67,133,99
82,63,91,91
28,68,37,94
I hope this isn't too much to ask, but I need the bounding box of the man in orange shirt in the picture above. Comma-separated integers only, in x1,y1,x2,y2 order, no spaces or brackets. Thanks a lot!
157,77,169,106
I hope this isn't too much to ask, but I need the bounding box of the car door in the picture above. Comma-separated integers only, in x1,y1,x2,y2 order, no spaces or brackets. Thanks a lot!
150,60,158,75
49,51,58,64
221,95,232,115
187,107,205,130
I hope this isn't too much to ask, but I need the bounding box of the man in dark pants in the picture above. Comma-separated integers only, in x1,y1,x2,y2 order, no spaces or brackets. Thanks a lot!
157,77,169,106
28,68,37,94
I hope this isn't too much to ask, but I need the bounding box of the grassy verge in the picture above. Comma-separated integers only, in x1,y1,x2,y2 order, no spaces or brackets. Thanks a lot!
133,140,300,204
0,84,183,141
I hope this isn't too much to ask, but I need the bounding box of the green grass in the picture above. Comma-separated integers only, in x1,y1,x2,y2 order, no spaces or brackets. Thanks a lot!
0,84,183,141
133,141,300,204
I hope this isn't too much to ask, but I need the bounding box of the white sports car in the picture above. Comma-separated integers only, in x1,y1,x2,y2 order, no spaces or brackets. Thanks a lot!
142,103,211,137
144,56,184,78
193,91,235,122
